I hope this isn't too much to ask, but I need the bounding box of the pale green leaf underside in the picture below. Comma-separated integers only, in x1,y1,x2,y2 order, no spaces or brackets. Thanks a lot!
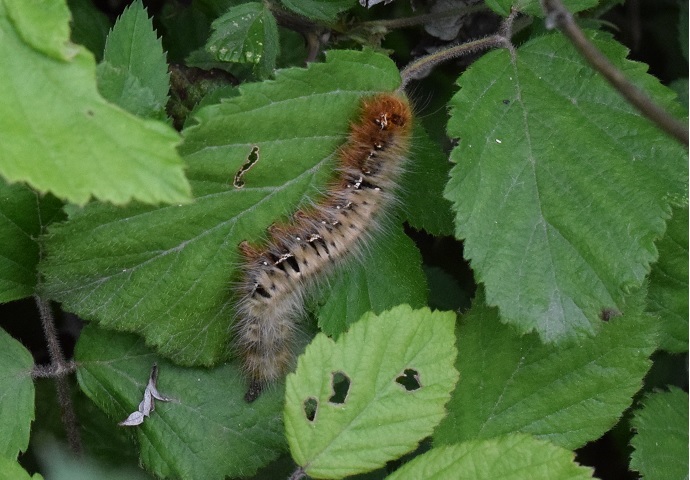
75,325,285,480
0,2,189,206
647,205,688,352
285,305,458,479
0,327,35,459
41,50,407,366
387,434,594,480
205,2,279,77
97,0,169,119
444,31,687,343
630,387,689,480
434,293,656,450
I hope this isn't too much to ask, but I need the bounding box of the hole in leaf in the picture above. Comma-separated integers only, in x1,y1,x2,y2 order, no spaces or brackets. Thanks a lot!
303,397,317,422
396,369,421,391
328,371,350,404
233,145,260,188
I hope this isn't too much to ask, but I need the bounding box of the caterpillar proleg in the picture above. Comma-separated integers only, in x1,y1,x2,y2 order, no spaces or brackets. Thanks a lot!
234,93,413,402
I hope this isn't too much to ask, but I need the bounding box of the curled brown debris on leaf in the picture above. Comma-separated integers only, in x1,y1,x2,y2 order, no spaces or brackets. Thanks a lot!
119,364,171,427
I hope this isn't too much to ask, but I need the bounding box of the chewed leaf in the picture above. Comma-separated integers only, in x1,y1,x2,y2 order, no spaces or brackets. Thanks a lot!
444,31,687,343
285,305,458,479
41,50,408,366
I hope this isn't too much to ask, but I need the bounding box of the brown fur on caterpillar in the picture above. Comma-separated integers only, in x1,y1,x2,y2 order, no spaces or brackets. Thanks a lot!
233,93,413,402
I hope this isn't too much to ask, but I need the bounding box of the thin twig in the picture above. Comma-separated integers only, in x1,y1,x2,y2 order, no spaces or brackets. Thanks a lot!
32,361,78,379
34,295,82,455
541,0,688,147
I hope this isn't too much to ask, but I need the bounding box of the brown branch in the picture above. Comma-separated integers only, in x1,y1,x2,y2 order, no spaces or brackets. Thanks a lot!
34,295,82,455
541,0,688,147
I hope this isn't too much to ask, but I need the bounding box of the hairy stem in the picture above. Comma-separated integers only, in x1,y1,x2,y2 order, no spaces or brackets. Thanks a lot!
35,295,82,455
360,4,489,30
288,467,307,480
541,0,688,147
400,11,530,89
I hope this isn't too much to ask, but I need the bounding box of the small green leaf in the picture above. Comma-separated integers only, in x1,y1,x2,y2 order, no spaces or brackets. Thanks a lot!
315,228,427,337
97,0,170,119
41,50,406,365
0,3,190,205
0,180,63,302
444,31,687,343
485,0,597,16
0,327,35,459
630,387,689,480
75,325,285,480
0,457,43,480
205,2,278,78
280,0,356,22
647,205,688,352
285,305,458,479
434,291,657,450
387,434,594,480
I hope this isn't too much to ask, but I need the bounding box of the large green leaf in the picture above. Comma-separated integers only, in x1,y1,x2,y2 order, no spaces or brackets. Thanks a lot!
434,292,657,450
0,180,63,302
647,205,688,352
41,50,408,366
280,0,356,22
386,434,593,480
444,31,687,343
75,325,285,480
97,0,169,119
630,387,688,480
285,306,458,479
0,457,43,480
0,327,35,459
0,0,189,205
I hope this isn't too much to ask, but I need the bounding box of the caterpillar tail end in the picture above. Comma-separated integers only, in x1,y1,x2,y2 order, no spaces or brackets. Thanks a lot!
244,380,264,403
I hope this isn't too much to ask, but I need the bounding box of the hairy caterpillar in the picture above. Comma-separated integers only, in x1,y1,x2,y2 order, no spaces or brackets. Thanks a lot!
234,93,413,402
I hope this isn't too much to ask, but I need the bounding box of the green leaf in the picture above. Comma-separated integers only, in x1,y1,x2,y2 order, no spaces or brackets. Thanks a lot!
67,0,110,61
75,325,285,480
647,205,688,352
434,291,657,450
315,228,427,337
205,2,279,78
0,2,190,206
0,327,35,459
41,50,407,366
386,434,594,480
280,0,356,22
401,127,454,237
0,457,43,480
630,387,689,480
97,0,170,119
485,0,597,16
0,180,63,302
285,305,458,479
444,31,687,343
